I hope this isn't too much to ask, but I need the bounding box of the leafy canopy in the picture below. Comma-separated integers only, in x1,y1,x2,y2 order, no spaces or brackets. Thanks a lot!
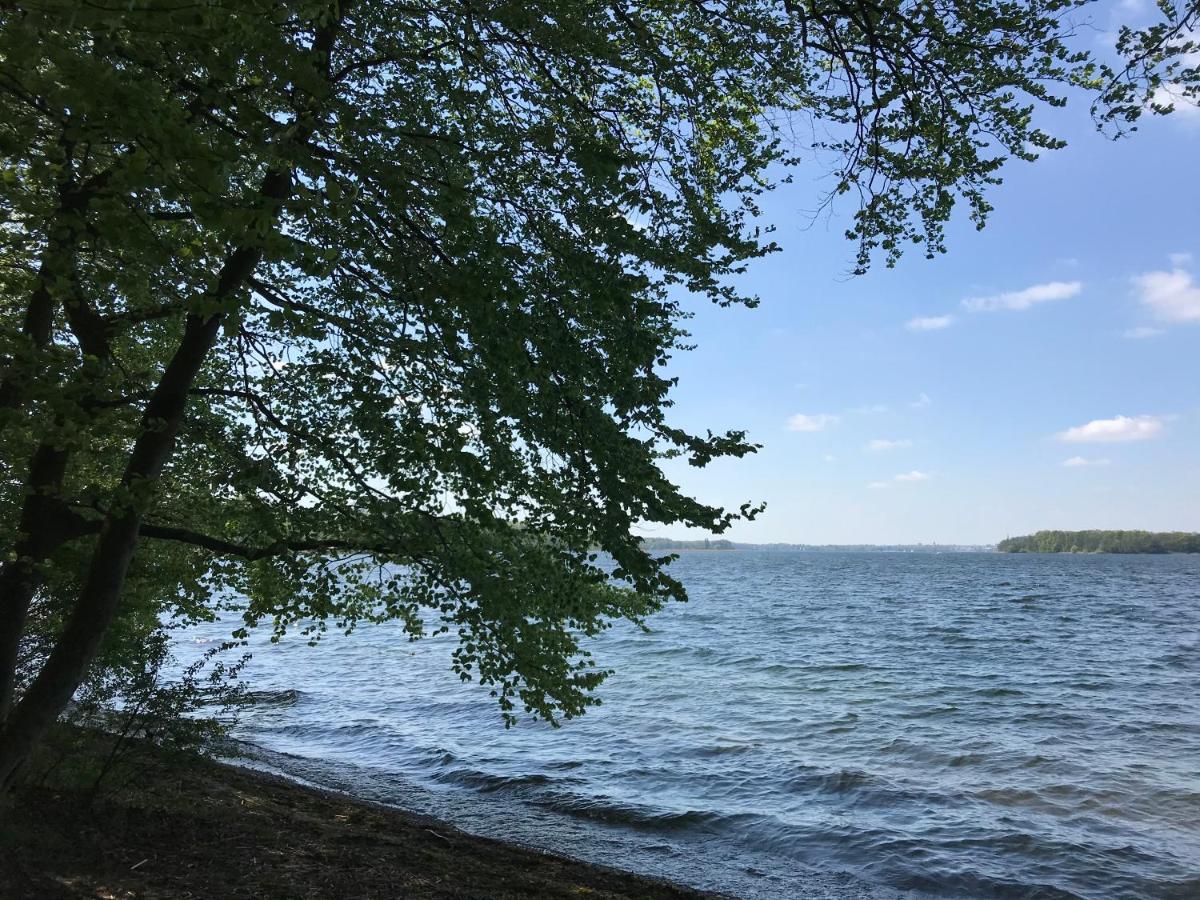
1,0,1195,725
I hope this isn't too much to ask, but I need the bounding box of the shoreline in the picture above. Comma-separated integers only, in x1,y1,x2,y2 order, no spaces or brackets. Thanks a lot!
2,733,714,899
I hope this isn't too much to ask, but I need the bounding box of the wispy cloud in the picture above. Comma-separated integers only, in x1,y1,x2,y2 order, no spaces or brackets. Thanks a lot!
1057,414,1169,443
963,280,1082,312
868,438,912,452
869,470,930,488
1170,252,1194,267
1133,266,1200,323
906,315,954,331
1122,325,1165,339
1062,456,1111,467
786,413,838,432
910,392,932,409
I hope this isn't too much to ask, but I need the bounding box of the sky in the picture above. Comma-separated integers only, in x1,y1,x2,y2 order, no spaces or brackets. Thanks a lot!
655,10,1200,546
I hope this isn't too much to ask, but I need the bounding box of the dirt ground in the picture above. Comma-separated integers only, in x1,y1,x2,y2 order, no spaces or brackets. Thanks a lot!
0,733,711,899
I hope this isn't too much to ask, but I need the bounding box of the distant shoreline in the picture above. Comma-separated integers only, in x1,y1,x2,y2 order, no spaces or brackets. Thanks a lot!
639,539,996,553
642,532,1200,554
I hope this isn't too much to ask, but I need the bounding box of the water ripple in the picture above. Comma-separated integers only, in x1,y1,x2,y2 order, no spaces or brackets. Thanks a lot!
181,552,1200,899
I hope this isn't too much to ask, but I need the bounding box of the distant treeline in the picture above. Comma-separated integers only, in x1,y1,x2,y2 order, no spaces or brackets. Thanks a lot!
638,538,737,550
998,530,1200,554
636,538,994,553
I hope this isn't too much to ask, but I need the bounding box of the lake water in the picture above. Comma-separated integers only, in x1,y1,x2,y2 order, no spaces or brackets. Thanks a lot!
180,552,1200,899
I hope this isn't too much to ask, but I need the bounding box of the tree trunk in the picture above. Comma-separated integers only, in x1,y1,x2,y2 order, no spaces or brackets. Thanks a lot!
0,225,115,723
0,310,225,791
0,6,346,791
0,183,93,721
0,209,288,790
0,444,71,723
0,162,104,423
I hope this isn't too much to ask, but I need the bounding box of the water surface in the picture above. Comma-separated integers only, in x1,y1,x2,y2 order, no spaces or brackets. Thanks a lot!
181,552,1200,898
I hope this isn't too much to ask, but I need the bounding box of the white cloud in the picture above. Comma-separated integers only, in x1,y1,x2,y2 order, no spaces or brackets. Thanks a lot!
868,438,912,452
1151,84,1200,121
1144,28,1200,118
906,315,954,331
1133,267,1200,323
1057,414,1168,443
963,280,1082,312
1170,252,1194,267
867,481,889,490
911,392,932,409
1122,326,1165,339
787,413,838,432
1062,456,1111,467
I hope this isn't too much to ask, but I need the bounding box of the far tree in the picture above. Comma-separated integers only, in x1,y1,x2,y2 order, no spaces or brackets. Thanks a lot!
1,0,1196,790
998,531,1200,553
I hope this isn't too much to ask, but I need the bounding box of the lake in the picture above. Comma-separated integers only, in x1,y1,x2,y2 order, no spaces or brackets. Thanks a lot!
180,551,1200,899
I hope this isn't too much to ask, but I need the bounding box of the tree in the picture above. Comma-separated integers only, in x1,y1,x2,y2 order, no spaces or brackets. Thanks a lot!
997,530,1200,553
1,0,1196,790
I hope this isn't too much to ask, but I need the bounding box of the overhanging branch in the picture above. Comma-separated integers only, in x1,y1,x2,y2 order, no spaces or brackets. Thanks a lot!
138,523,402,562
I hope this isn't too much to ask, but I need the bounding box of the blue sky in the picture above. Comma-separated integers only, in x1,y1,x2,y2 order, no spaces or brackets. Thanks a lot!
656,32,1200,545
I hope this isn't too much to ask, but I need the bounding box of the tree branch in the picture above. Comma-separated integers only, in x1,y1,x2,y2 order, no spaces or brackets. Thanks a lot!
137,523,399,562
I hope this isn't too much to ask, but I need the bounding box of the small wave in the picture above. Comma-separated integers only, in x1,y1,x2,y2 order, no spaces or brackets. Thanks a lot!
805,662,869,672
532,792,756,833
947,752,988,767
695,742,759,757
434,766,558,794
239,689,304,707
900,703,960,719
785,767,878,796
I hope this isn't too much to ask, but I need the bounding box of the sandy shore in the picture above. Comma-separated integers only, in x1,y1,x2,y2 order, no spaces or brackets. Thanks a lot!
1,733,712,899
